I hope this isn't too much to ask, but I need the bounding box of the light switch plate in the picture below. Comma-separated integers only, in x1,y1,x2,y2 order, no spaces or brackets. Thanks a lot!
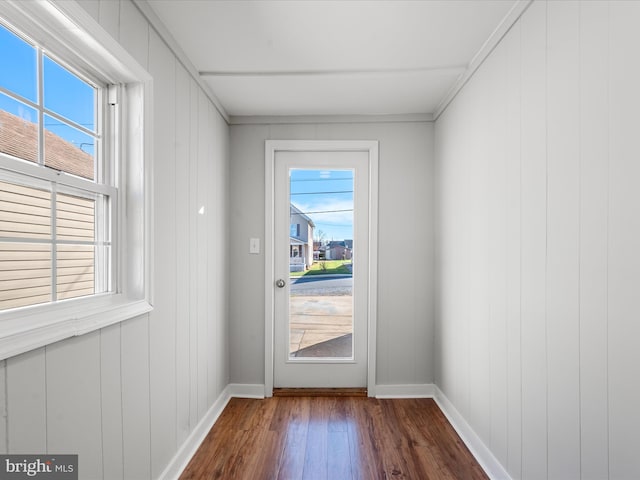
249,238,260,254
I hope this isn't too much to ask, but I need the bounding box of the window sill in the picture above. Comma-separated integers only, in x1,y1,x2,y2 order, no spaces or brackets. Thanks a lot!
0,295,153,360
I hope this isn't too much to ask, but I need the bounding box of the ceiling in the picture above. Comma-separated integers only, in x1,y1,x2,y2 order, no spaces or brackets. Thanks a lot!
147,0,520,118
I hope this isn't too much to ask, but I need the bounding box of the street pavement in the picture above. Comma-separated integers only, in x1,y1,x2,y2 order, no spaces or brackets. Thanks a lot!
290,275,352,296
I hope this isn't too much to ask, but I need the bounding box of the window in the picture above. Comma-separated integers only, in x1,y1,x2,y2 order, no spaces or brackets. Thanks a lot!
0,1,152,359
0,22,113,311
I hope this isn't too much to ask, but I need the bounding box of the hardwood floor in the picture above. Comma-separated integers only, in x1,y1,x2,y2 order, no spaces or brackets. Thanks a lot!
180,396,489,480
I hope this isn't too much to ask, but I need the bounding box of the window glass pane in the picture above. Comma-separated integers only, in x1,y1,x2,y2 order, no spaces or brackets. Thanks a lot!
56,191,95,241
44,115,94,180
0,179,51,239
56,244,94,301
0,24,37,102
43,56,95,132
0,93,38,163
0,242,52,311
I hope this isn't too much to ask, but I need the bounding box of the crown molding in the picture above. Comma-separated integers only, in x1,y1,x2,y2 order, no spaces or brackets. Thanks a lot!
230,113,433,125
434,0,533,121
133,0,230,124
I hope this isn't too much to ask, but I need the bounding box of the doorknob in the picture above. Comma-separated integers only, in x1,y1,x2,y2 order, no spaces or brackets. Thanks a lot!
275,279,286,288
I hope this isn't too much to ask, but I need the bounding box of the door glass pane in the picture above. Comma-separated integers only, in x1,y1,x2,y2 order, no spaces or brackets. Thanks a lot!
288,168,354,359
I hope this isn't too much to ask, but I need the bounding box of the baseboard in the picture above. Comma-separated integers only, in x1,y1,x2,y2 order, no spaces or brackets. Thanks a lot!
433,386,512,480
157,385,233,480
374,383,436,398
227,383,266,399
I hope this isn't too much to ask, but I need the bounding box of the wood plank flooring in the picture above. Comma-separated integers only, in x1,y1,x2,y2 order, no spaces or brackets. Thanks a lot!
180,396,488,480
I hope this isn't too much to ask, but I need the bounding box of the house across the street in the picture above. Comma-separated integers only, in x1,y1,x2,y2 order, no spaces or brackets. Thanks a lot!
290,203,314,271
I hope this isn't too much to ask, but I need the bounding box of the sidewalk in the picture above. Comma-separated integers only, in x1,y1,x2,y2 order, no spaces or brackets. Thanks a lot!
289,295,353,358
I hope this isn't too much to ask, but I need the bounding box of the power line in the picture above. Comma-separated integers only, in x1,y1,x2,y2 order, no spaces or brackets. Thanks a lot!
292,208,353,215
290,190,353,196
290,177,353,182
313,221,353,227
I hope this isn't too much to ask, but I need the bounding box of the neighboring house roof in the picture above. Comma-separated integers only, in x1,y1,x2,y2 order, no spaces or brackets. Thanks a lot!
290,237,305,245
290,203,315,228
0,109,93,179
326,240,353,250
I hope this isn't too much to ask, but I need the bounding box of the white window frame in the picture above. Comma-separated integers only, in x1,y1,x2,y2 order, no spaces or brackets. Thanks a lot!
0,0,153,360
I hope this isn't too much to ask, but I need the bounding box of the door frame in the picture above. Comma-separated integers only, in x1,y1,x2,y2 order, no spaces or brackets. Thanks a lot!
264,140,379,397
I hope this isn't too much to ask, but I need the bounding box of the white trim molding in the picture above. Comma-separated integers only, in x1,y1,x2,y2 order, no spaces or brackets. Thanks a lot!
434,386,512,480
230,113,433,125
375,384,436,399
157,386,233,480
264,140,379,397
133,0,230,124
228,383,266,399
433,0,533,120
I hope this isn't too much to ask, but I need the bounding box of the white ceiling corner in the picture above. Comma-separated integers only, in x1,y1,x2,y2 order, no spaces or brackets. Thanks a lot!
147,0,521,118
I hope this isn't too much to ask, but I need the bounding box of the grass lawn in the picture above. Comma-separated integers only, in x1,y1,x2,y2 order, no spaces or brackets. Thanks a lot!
290,260,352,277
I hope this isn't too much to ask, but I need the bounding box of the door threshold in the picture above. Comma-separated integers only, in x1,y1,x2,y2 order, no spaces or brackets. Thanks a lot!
273,387,367,397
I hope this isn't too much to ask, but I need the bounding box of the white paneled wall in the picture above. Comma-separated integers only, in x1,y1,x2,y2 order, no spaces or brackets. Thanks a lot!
0,1,230,479
435,1,640,478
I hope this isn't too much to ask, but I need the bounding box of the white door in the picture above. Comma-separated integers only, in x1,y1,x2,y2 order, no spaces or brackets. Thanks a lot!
273,149,371,388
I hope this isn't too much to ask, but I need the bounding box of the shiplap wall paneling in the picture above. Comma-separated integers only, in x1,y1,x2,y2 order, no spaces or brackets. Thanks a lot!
608,2,640,478
109,6,150,478
435,104,454,406
149,27,178,479
175,62,192,446
546,2,581,478
77,0,99,20
100,324,124,480
196,89,210,418
213,110,229,396
486,37,508,469
46,334,103,479
121,315,151,480
98,0,119,41
6,349,46,453
188,77,200,429
519,2,548,478
435,98,471,413
435,1,640,479
504,19,522,480
578,2,609,478
465,57,492,447
206,102,217,406
119,0,148,70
